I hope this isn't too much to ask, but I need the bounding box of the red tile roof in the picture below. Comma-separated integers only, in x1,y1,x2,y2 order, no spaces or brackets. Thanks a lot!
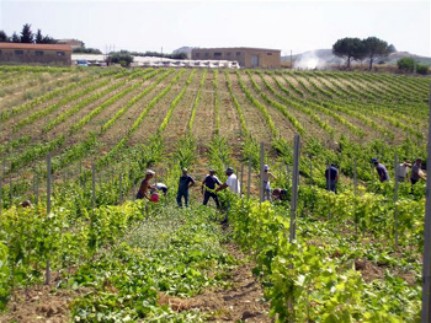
0,42,72,51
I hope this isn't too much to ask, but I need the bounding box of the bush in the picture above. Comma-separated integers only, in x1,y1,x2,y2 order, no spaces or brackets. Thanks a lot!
416,64,429,75
108,52,133,67
397,57,415,73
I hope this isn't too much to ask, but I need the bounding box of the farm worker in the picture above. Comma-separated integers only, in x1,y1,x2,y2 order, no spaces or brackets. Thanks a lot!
372,158,389,182
155,182,168,196
325,163,339,193
136,169,155,200
258,164,276,201
272,188,289,201
176,168,195,207
396,159,412,182
20,199,33,208
202,169,222,208
410,158,426,185
216,167,241,195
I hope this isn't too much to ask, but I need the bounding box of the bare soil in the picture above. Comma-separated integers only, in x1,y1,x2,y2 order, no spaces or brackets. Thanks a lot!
158,243,271,322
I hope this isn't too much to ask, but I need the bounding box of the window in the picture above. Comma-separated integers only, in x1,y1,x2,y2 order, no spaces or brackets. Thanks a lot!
226,52,231,57
15,50,24,55
236,52,241,56
57,51,65,56
195,53,200,58
204,52,209,58
213,52,222,58
267,53,273,56
35,51,44,56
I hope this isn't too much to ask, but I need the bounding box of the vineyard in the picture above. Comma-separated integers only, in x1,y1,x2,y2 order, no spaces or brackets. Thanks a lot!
0,65,430,322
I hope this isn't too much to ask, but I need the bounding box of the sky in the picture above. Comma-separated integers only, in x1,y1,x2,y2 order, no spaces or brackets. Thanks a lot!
0,0,430,57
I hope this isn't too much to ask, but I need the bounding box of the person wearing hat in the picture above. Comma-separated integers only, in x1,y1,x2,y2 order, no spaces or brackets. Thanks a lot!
324,163,339,193
216,167,240,195
410,158,426,185
372,158,389,182
259,164,276,201
176,168,195,207
202,169,222,208
136,169,155,200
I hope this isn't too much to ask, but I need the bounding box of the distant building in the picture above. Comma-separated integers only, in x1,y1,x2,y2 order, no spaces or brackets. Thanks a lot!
0,43,72,66
191,47,281,68
57,38,84,50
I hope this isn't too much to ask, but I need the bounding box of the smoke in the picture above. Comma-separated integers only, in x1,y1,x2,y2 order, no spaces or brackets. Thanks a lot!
293,51,326,70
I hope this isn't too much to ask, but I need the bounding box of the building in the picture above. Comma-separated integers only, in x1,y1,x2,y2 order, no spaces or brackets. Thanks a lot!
0,43,72,66
191,47,281,68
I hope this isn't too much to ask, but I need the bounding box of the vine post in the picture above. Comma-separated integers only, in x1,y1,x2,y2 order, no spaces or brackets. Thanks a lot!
240,163,244,198
260,142,264,202
290,134,300,242
393,154,399,248
247,159,251,199
91,162,96,209
421,85,431,323
45,152,52,285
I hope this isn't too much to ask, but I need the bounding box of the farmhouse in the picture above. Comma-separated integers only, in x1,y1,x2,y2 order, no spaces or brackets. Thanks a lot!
0,43,72,66
191,47,281,68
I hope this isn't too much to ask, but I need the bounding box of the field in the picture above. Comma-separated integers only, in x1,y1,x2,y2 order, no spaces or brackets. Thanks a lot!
0,65,430,322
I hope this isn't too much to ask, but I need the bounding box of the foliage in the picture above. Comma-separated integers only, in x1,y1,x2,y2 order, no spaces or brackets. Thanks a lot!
397,57,415,73
20,23,33,43
108,51,134,67
73,48,102,54
0,31,8,42
363,36,395,70
332,37,367,68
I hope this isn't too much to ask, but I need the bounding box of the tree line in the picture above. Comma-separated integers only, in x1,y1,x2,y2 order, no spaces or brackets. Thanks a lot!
332,36,395,70
0,24,57,44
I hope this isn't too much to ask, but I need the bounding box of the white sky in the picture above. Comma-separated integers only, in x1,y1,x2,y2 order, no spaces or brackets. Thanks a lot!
0,0,430,57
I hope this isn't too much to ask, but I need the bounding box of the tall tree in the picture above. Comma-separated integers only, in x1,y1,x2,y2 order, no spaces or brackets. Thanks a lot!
332,37,366,69
11,32,20,43
35,29,43,43
363,37,395,70
0,30,9,42
20,23,34,43
41,35,57,44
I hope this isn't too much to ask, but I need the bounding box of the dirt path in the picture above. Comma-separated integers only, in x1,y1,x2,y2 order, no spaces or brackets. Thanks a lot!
159,243,271,322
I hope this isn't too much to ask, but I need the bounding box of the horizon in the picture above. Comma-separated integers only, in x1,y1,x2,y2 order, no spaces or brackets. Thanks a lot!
0,0,430,57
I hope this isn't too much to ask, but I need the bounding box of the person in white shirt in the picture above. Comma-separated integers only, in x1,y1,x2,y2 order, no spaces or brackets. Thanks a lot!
217,167,240,195
396,160,411,182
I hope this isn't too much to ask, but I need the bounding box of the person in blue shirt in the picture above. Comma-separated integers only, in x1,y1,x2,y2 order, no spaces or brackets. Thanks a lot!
372,158,389,182
202,169,221,208
176,168,195,207
325,164,339,193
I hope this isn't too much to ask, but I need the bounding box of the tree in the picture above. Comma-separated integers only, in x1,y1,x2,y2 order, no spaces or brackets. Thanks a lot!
397,57,415,73
20,23,34,43
109,51,133,67
35,29,43,43
332,37,366,69
11,32,20,43
0,30,9,42
41,35,57,44
363,37,395,70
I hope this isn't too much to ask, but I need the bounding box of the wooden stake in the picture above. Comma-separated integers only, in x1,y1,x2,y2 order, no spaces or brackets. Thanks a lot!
394,154,399,248
91,162,96,209
247,159,251,199
421,85,431,323
260,142,264,202
45,153,52,285
290,135,300,242
240,163,244,198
